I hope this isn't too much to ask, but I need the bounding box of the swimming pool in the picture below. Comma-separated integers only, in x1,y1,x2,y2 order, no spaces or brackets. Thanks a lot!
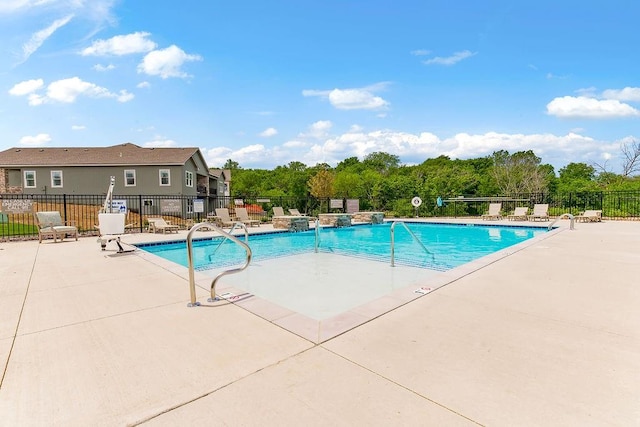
137,222,547,272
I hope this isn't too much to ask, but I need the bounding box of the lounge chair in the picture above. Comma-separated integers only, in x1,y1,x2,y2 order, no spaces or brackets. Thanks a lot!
507,206,528,221
528,204,549,221
273,206,286,217
481,203,502,220
235,207,261,227
34,211,78,243
213,208,235,228
576,210,602,223
147,217,179,234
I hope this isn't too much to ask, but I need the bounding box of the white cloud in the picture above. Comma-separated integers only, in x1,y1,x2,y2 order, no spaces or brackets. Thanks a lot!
205,126,629,172
81,31,157,56
303,84,389,110
299,120,333,139
602,87,640,102
259,127,278,137
423,50,476,66
48,77,134,103
21,14,73,62
10,77,134,105
0,0,55,14
144,139,177,148
546,96,640,119
93,63,115,71
19,133,51,146
8,78,44,96
71,124,85,130
410,49,431,56
137,45,202,79
137,81,150,88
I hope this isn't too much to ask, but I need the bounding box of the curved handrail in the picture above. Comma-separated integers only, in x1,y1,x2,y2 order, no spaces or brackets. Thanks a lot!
548,214,575,231
186,222,252,306
314,219,320,253
209,222,249,259
390,221,434,267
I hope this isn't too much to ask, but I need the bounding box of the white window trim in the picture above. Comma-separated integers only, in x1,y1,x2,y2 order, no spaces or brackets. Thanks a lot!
50,170,63,188
124,169,136,187
24,170,36,188
159,169,171,186
185,170,193,187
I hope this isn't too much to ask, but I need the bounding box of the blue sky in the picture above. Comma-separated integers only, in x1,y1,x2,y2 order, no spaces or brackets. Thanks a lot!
1,1,639,173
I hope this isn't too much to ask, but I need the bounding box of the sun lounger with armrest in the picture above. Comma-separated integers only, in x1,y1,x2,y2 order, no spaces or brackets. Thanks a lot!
507,206,528,221
481,203,502,220
236,207,261,227
34,211,78,243
576,210,602,223
528,204,549,221
147,217,179,234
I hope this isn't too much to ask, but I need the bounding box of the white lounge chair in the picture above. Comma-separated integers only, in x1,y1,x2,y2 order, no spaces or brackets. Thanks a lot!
34,211,78,243
507,206,528,221
235,207,260,227
528,204,549,221
481,203,502,220
147,217,179,234
576,210,602,223
213,208,235,228
273,206,285,217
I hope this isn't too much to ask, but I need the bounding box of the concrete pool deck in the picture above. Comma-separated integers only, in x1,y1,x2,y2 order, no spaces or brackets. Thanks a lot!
1,218,639,425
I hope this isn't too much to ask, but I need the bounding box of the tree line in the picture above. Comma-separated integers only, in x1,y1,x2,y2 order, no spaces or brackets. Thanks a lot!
220,147,640,203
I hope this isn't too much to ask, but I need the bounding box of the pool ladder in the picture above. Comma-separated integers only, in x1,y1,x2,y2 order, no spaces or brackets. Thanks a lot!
186,221,252,307
547,214,575,231
390,221,434,267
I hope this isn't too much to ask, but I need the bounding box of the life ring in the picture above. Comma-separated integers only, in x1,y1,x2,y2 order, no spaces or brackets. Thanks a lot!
411,196,422,207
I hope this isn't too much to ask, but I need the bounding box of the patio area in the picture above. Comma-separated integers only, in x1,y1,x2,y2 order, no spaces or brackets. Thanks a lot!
0,219,638,426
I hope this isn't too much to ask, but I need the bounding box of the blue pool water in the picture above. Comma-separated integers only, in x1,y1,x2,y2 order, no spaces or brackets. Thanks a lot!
137,222,547,272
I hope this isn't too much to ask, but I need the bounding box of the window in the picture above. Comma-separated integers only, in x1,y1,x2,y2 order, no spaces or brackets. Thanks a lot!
124,170,136,187
24,171,36,188
51,170,63,188
159,169,170,186
185,171,193,187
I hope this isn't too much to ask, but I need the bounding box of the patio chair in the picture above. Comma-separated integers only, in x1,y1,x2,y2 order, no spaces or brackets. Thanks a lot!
528,204,549,221
34,211,78,243
575,210,602,223
213,208,236,228
147,217,179,234
235,207,261,227
273,206,286,217
507,206,528,221
481,203,502,220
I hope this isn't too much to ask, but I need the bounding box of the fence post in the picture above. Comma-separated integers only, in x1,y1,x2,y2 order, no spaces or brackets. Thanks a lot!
138,195,143,233
63,194,68,222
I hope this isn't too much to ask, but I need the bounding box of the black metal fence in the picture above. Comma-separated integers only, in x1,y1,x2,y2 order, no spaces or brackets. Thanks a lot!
1,191,639,241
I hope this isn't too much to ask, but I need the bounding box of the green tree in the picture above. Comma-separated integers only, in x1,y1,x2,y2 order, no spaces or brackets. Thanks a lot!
490,150,551,194
362,152,400,175
308,169,334,198
557,163,599,193
333,171,363,198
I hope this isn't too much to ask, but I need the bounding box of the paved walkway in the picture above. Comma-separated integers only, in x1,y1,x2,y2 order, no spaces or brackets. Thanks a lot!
0,219,638,426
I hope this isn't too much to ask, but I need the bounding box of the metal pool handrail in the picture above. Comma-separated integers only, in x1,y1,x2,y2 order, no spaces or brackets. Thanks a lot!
314,219,320,252
390,221,434,267
209,222,249,259
548,214,575,231
186,222,252,307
